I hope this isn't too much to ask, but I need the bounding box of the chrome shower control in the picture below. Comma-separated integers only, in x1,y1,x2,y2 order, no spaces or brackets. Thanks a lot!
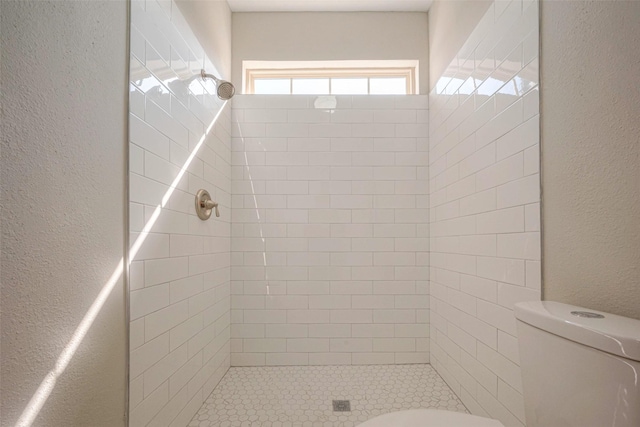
195,189,219,220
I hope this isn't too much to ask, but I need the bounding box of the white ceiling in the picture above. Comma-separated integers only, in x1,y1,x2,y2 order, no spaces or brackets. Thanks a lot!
227,0,433,12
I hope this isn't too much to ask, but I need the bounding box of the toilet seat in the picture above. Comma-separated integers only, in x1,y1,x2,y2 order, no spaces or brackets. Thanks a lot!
357,409,505,427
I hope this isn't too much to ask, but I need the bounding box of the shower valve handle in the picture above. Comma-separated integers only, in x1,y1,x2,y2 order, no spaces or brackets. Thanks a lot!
202,199,220,217
195,189,220,220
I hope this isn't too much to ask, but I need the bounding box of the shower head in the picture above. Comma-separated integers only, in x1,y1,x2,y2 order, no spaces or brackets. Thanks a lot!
201,69,236,100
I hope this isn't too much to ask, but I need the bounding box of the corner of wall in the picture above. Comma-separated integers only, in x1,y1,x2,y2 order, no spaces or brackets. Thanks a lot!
428,0,541,425
128,0,232,424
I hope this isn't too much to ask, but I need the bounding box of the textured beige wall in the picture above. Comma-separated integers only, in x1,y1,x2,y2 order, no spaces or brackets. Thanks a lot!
1,1,128,425
540,0,640,319
428,0,492,91
232,12,429,93
176,0,233,80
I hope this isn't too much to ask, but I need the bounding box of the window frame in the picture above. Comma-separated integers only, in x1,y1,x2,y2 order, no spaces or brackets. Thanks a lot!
245,66,417,95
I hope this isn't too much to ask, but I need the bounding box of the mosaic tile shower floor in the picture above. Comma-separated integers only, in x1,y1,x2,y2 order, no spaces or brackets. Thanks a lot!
188,364,468,427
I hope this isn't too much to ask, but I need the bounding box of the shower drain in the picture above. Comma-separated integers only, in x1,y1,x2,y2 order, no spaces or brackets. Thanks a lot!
332,400,351,412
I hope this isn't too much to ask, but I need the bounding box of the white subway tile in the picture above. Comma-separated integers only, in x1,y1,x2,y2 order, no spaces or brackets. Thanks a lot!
374,137,416,152
396,124,428,138
288,137,331,152
525,260,541,289
497,283,540,310
496,115,539,161
460,274,497,303
308,324,352,338
395,324,429,338
287,338,330,352
266,181,308,195
130,333,170,379
497,232,540,260
266,152,309,166
330,281,373,295
352,353,395,365
395,295,429,309
232,295,265,310
287,310,330,324
477,256,525,286
330,338,372,352
350,238,393,253
287,252,330,266
351,95,396,109
476,152,523,192
309,181,352,195
144,344,188,397
308,266,351,281
266,324,308,338
374,252,416,266
288,224,331,238
265,295,309,310
373,109,417,123
459,235,497,257
330,252,372,266
523,145,539,176
309,123,351,138
477,341,523,392
265,353,309,366
231,324,265,338
373,281,416,295
524,203,540,231
352,295,395,309
330,309,373,324
331,109,373,123
287,195,330,209
131,283,170,320
287,166,330,181
330,195,372,209
309,152,352,166
331,137,374,151
231,353,265,367
244,310,287,324
308,353,352,365
244,109,287,123
374,310,416,324
287,108,331,123
243,338,286,353
129,382,169,427
308,238,351,252
476,207,525,234
373,338,415,352
351,210,395,224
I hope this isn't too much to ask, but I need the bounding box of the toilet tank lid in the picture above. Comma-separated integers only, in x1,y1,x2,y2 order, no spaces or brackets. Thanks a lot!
515,301,640,362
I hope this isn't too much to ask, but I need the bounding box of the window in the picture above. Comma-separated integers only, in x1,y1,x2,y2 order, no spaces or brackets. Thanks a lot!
243,60,418,95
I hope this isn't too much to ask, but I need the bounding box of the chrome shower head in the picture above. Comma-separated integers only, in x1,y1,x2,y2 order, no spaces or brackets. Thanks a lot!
201,69,236,100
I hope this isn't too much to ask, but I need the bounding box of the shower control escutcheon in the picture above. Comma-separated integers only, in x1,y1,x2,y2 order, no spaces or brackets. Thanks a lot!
195,189,219,220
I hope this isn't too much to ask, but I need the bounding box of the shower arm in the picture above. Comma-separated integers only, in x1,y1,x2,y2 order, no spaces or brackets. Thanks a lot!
201,69,221,84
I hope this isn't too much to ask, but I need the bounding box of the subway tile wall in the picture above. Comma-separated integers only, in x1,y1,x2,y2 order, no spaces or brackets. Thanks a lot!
428,1,540,426
128,0,231,425
230,95,430,366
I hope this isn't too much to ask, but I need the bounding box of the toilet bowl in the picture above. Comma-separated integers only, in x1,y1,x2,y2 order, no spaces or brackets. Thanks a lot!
357,409,504,426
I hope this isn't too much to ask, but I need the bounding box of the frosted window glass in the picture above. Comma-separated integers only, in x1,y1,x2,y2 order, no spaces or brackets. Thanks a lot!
292,79,330,95
370,77,407,95
254,79,290,94
331,78,368,95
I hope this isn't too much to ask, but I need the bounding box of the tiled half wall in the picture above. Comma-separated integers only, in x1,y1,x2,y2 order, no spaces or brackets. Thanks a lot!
230,95,430,366
428,0,541,426
128,0,232,425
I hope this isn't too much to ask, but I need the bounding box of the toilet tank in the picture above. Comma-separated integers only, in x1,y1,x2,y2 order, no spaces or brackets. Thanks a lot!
515,301,640,427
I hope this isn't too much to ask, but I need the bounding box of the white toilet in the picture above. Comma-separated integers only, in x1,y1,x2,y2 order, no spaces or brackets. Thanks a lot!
359,301,640,427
